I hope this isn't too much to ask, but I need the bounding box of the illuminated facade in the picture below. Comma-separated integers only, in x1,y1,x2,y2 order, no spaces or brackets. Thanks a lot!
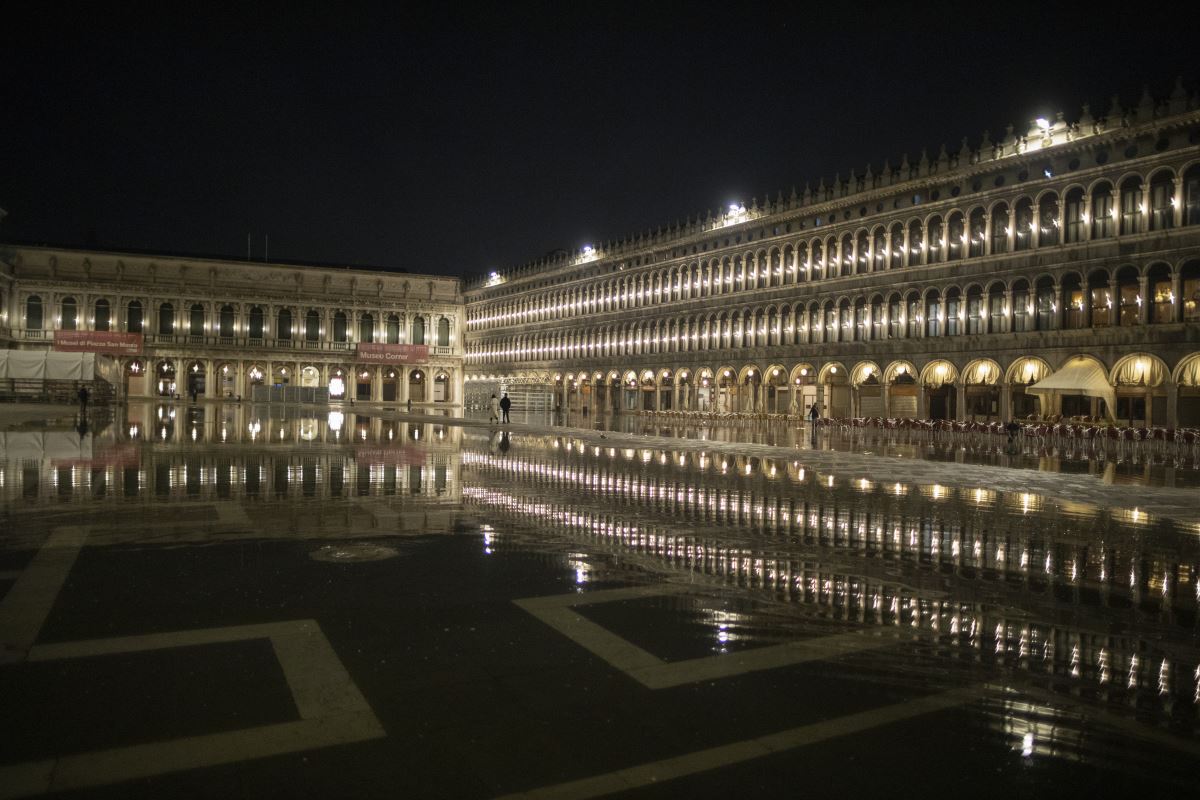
464,85,1200,427
0,245,465,405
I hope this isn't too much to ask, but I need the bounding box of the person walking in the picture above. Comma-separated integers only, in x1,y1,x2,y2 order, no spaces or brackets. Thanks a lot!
77,386,89,415
489,393,500,424
808,402,819,424
500,393,511,423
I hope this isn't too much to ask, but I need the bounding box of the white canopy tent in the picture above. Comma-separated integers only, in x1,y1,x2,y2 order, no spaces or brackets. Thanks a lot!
1028,357,1115,419
0,351,119,384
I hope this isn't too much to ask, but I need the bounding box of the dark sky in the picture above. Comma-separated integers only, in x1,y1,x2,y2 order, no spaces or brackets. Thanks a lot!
2,5,1195,278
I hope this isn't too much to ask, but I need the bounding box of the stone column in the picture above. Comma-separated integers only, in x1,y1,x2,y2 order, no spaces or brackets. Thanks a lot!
955,383,966,422
1166,380,1178,428
982,213,993,255
815,383,825,417
1112,185,1124,238
205,359,219,399
1030,203,1041,248
902,226,912,267
1171,271,1183,323
1140,183,1150,234
1138,276,1149,325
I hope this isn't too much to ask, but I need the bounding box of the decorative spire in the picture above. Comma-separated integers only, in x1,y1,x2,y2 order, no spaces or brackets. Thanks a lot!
1169,76,1187,113
1105,94,1124,125
1078,103,1094,132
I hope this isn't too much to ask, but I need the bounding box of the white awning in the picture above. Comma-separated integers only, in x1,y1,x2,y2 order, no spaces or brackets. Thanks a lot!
1028,358,1115,418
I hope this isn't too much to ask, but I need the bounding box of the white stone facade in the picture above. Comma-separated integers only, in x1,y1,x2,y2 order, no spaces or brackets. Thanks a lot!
0,246,465,405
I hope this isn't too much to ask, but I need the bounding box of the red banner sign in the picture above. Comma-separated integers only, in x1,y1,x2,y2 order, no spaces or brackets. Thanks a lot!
53,330,143,355
355,343,429,363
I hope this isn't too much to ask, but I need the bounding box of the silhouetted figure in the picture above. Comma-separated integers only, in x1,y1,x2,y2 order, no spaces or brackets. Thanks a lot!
77,386,89,415
498,430,510,453
407,398,413,413
190,387,198,403
500,393,511,423
1004,420,1021,454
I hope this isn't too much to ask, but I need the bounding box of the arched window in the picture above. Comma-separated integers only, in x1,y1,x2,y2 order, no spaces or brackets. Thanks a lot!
945,289,962,335
1148,172,1174,231
1062,274,1084,328
1115,267,1139,326
946,214,965,260
926,216,943,262
332,311,347,342
189,303,205,336
94,299,110,331
907,220,924,264
277,308,292,340
1039,194,1060,246
1148,264,1173,323
889,224,904,269
25,295,43,329
1186,166,1200,226
966,287,983,334
386,314,400,344
219,305,235,338
1091,183,1114,238
991,203,1010,253
1119,177,1142,235
158,303,174,335
1036,278,1057,330
437,317,450,346
411,316,426,345
987,285,1005,332
305,310,320,341
61,296,78,330
906,293,921,338
1088,270,1111,328
1181,260,1200,321
1011,280,1031,332
127,300,143,333
967,209,985,257
1063,189,1085,243
1013,199,1034,251
925,292,941,337
248,306,265,339
358,313,374,343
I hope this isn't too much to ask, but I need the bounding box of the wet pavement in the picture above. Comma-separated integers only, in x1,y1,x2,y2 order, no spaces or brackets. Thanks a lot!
1,402,1199,797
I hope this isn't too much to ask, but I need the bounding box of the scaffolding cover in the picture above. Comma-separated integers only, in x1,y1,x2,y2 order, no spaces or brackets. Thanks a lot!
0,351,117,383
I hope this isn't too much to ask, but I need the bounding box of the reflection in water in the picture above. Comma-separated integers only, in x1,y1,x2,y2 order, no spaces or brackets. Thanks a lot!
529,411,1200,488
460,430,1200,762
2,403,1198,781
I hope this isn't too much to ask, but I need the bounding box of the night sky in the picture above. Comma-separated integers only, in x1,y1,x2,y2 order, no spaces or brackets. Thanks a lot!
3,6,1194,279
